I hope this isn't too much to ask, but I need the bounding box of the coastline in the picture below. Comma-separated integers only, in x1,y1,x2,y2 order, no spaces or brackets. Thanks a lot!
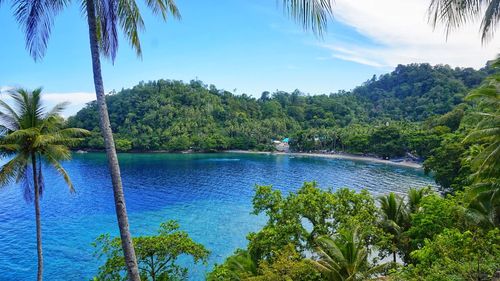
225,150,423,169
74,149,423,169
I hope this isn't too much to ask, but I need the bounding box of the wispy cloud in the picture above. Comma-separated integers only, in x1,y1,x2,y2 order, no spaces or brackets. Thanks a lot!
321,0,500,68
42,92,95,104
43,92,95,117
0,86,14,93
0,86,95,117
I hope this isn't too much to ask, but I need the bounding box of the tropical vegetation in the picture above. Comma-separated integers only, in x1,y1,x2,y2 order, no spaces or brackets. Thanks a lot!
68,63,493,159
0,88,89,281
93,220,209,281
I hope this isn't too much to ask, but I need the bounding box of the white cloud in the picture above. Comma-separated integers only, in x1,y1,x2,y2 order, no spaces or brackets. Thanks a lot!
0,86,13,93
43,92,96,117
322,0,500,68
42,92,95,105
0,87,95,117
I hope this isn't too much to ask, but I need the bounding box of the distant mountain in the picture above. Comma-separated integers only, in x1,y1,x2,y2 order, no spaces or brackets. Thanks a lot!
68,63,491,152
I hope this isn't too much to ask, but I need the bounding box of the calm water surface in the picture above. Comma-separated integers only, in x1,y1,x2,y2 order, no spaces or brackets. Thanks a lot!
0,153,436,280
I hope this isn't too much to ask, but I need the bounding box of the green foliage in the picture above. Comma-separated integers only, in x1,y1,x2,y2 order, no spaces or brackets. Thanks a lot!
424,134,468,192
396,228,500,281
0,88,89,194
209,181,498,281
247,183,380,263
69,64,490,157
252,245,321,281
464,68,500,180
378,193,408,262
207,249,257,281
310,227,391,281
370,126,405,158
93,220,209,281
115,139,132,152
406,194,465,250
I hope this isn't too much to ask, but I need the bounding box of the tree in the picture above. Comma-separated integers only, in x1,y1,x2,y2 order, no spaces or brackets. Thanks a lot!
406,187,430,214
207,249,258,280
399,228,500,281
5,0,181,278
310,227,390,281
406,194,465,250
0,88,89,281
424,134,467,192
253,245,322,281
5,1,335,278
378,193,407,263
370,126,405,159
466,185,500,229
464,64,500,180
428,0,500,43
94,220,209,281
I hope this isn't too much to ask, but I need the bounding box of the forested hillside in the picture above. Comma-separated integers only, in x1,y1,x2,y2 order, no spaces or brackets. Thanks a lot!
68,63,491,156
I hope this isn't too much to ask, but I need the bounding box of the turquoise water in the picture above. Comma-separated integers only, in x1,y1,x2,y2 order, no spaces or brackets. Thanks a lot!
0,153,436,280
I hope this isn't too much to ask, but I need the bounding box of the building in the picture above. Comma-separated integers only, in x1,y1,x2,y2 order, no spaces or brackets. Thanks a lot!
273,137,290,152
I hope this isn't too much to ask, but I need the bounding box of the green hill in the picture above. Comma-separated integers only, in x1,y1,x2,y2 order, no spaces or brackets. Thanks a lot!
68,63,490,154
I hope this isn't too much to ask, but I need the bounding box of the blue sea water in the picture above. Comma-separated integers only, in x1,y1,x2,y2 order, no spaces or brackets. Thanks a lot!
0,153,436,280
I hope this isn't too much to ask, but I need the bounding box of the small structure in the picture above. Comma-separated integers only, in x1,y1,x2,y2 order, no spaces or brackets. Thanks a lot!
273,137,290,152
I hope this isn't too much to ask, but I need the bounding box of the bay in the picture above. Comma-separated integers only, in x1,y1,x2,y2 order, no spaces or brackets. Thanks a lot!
0,152,435,280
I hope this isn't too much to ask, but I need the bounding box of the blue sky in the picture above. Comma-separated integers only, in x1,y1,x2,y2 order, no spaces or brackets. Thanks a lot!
1,0,498,116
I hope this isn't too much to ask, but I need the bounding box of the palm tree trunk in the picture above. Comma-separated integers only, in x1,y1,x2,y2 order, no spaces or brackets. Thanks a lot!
85,1,140,280
32,153,43,281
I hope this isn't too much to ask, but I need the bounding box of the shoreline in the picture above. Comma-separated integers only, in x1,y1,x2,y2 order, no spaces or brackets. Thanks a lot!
225,150,423,169
74,149,423,169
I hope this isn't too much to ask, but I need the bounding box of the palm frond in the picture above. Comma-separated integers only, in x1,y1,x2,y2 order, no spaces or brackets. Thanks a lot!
12,0,69,60
144,0,181,20
95,0,119,60
44,153,75,192
2,127,39,143
0,154,28,187
281,0,334,36
0,99,21,127
45,101,69,118
429,0,500,43
117,0,145,58
480,0,500,42
42,144,71,161
20,165,33,202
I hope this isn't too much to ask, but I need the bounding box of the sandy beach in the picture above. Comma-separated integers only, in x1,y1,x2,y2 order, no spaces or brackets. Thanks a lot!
225,150,423,169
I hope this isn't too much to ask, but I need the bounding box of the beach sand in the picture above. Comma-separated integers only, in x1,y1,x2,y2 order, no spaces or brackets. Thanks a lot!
225,150,423,169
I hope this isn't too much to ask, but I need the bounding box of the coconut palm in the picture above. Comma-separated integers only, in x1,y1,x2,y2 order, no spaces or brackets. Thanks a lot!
4,0,334,279
464,65,500,180
0,88,89,281
428,0,500,42
378,192,407,263
310,227,390,281
406,187,430,214
466,183,500,228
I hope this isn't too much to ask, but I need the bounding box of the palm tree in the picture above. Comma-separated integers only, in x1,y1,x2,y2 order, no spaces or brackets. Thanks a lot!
464,64,500,180
406,187,430,214
0,88,89,281
378,192,407,263
310,228,390,281
428,0,500,43
466,183,500,228
5,1,334,279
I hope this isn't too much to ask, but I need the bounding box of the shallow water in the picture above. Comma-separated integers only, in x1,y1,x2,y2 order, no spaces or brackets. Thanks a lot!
0,152,436,280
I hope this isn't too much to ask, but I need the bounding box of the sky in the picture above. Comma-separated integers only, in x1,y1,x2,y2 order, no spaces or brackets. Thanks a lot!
0,0,499,116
